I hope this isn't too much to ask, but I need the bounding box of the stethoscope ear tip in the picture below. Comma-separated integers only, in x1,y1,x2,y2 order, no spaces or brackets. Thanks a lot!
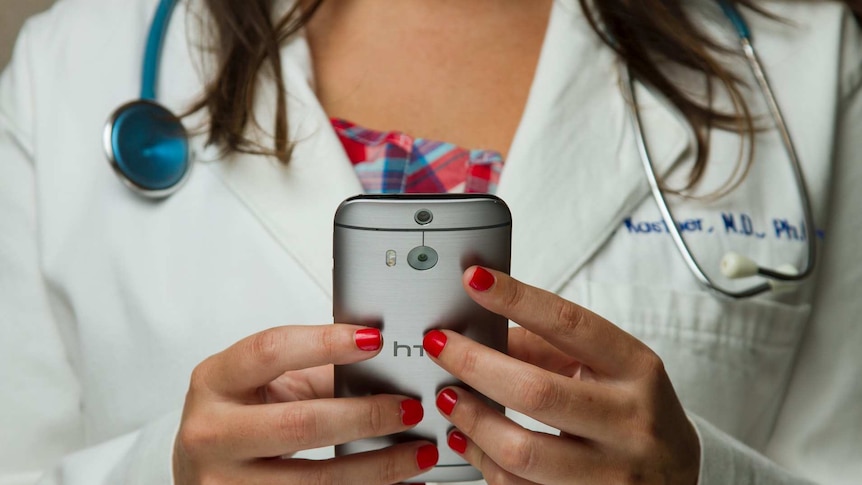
720,252,759,279
767,264,801,294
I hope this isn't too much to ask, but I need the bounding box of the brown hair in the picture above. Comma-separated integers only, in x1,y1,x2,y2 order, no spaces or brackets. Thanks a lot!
190,0,862,194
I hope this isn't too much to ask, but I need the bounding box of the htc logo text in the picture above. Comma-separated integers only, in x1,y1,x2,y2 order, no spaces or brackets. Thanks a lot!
393,341,425,358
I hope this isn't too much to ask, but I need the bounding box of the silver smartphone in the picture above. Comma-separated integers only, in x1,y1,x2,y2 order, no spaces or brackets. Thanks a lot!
333,194,512,483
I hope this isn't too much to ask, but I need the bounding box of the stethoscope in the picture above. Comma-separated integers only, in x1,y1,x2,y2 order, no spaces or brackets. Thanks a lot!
104,0,188,198
622,1,816,298
104,0,815,299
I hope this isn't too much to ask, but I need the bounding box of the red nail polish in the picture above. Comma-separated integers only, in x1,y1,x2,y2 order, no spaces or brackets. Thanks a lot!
400,399,424,426
355,329,381,352
436,389,458,416
469,267,495,292
448,431,468,454
422,330,447,358
416,444,439,470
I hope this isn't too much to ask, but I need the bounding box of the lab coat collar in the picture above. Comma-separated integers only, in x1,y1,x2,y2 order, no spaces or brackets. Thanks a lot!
193,0,689,297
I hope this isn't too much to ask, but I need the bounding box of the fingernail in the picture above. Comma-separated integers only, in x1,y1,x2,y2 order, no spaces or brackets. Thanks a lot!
400,399,424,426
416,444,439,469
448,431,468,454
436,389,458,416
469,267,495,292
355,329,382,352
422,330,447,358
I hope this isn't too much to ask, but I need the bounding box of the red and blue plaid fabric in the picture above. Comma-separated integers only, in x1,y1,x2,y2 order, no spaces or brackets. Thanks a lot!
332,118,504,194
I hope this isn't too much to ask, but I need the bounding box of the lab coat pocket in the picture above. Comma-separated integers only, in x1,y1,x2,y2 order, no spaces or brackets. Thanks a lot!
565,281,811,450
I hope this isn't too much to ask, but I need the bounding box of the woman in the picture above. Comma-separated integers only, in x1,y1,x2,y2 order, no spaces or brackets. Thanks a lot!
0,0,860,483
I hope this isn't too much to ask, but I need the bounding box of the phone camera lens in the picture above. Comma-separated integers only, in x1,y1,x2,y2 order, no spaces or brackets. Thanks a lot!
407,246,438,271
414,209,433,225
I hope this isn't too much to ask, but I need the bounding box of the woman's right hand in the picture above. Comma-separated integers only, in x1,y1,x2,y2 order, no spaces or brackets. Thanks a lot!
173,324,437,484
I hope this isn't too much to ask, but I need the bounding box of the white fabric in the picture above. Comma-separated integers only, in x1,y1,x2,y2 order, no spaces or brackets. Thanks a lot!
0,0,860,484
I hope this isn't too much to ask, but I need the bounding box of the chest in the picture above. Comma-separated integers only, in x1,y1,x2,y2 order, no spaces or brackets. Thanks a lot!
304,0,553,157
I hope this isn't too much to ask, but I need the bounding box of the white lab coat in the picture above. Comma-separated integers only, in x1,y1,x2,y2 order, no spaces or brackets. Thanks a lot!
1,0,860,483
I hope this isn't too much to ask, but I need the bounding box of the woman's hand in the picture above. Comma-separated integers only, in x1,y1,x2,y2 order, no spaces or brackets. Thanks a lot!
423,267,700,485
174,324,438,484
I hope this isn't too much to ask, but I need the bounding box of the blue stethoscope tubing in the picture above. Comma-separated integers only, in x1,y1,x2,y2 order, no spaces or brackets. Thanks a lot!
624,0,816,298
104,0,816,297
103,0,189,198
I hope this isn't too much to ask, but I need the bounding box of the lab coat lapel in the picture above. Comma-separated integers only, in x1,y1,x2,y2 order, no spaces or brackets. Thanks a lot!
200,35,362,299
498,0,689,292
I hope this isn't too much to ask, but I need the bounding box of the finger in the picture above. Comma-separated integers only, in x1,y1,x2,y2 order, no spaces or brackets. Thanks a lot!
464,267,645,377
204,325,382,396
263,365,334,403
436,387,594,484
425,330,620,440
254,442,438,485
447,430,540,485
221,395,426,458
508,326,586,378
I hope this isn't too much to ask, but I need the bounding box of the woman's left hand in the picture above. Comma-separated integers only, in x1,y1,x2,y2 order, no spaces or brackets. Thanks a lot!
422,267,701,485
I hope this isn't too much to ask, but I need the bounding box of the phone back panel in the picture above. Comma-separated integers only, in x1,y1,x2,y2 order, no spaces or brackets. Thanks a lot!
333,195,511,483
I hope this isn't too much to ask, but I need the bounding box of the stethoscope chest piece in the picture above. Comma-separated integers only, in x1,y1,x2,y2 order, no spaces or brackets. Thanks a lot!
104,99,191,199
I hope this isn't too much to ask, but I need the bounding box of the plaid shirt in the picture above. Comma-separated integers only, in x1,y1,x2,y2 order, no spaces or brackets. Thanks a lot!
332,118,504,194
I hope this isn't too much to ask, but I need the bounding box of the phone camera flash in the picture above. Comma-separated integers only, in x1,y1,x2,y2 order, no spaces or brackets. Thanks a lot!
386,250,397,267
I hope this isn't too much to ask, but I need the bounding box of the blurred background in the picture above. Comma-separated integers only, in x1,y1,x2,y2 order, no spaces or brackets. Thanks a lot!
1,0,55,70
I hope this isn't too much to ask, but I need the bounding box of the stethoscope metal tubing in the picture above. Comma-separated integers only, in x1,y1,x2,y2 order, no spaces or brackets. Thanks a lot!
738,37,817,282
626,70,768,299
624,12,817,298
